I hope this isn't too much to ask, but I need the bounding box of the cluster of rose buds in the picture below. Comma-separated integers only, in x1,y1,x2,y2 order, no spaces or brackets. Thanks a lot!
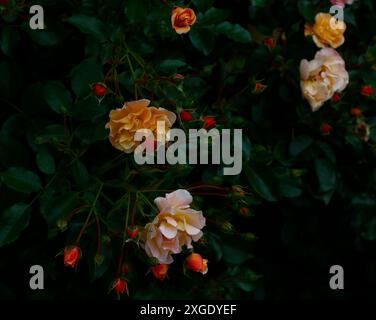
150,252,208,281
179,110,217,130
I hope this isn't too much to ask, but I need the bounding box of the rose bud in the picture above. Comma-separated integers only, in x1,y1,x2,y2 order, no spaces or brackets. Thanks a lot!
151,264,169,281
239,207,249,216
356,123,371,142
113,278,128,295
350,107,362,118
0,0,9,6
127,227,139,239
321,123,332,135
63,246,81,268
253,82,267,94
180,111,193,122
332,93,341,103
361,85,374,97
175,74,185,80
264,38,276,50
203,116,216,130
171,7,196,34
185,253,208,274
92,82,107,98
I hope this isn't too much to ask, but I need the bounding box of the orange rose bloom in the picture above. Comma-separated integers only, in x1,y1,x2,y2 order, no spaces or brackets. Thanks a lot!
106,99,176,153
171,7,196,34
305,13,346,49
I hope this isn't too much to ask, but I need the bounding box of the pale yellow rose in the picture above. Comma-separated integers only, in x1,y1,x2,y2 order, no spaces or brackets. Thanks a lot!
142,189,206,264
300,48,349,111
305,13,346,49
105,99,176,153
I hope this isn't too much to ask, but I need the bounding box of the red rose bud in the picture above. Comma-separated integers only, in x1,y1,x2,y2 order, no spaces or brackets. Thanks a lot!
356,123,371,142
239,207,249,216
127,227,139,239
254,82,267,94
175,74,185,80
113,278,128,295
151,264,169,281
321,123,332,135
203,116,216,130
264,38,276,50
185,253,208,274
361,85,374,97
63,246,81,268
350,107,362,118
180,110,193,122
0,0,9,6
92,83,107,98
332,93,341,103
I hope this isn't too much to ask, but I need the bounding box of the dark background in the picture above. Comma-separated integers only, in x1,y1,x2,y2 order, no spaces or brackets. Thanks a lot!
0,0,376,299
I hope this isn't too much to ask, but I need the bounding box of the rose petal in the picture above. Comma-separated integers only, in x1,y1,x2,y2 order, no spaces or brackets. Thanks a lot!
159,222,178,239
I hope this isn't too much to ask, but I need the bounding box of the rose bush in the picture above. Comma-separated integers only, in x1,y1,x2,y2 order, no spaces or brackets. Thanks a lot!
0,0,376,300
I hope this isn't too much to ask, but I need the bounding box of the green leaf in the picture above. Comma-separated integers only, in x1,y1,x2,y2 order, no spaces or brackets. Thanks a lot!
1,167,41,194
158,59,186,72
27,30,59,46
316,141,336,164
352,194,376,208
208,233,223,262
0,27,20,57
320,189,335,206
89,238,112,281
71,160,90,188
279,178,302,198
315,158,336,193
290,135,314,157
124,0,148,23
66,15,107,42
43,81,72,114
245,167,277,201
251,0,273,7
189,27,215,56
71,97,107,121
199,8,228,25
222,244,253,265
71,59,103,98
36,148,56,175
298,0,317,22
35,124,67,145
0,203,30,247
215,22,252,43
192,0,214,12
40,193,79,225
